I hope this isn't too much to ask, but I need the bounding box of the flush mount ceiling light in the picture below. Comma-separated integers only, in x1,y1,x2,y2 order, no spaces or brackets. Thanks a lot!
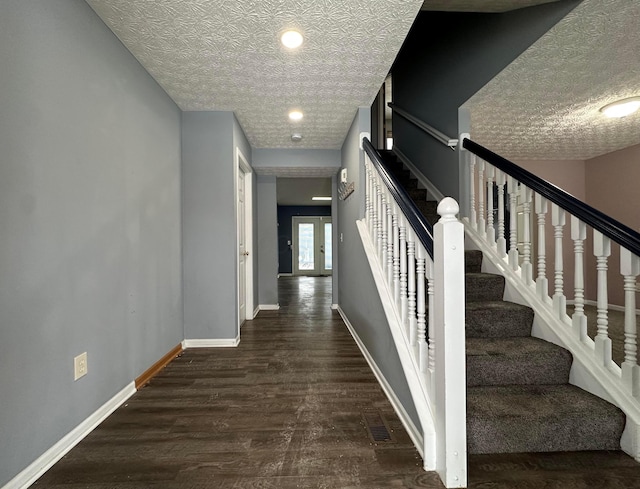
291,133,303,142
280,30,303,49
600,97,640,118
312,196,332,201
289,110,303,121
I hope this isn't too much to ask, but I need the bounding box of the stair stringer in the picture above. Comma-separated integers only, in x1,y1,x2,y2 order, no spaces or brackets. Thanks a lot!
464,220,640,461
355,219,438,471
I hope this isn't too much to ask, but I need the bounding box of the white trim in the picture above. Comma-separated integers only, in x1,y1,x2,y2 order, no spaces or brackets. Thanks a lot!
236,147,254,333
336,305,424,458
253,305,260,318
259,304,280,311
4,382,136,489
331,304,339,310
277,273,293,277
182,338,240,349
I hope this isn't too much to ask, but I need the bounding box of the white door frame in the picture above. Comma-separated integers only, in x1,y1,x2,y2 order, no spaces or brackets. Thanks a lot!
236,148,254,331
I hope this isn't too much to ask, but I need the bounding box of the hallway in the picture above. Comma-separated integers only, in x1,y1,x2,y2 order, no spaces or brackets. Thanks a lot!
34,277,438,488
33,277,640,488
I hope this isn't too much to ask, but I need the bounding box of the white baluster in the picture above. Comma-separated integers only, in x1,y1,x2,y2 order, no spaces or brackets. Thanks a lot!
621,249,640,394
407,233,417,344
496,169,507,257
387,202,393,286
381,194,388,271
593,230,612,366
551,204,566,318
399,223,408,331
364,161,370,226
486,164,496,244
571,216,588,341
477,159,486,236
376,185,383,258
507,176,519,270
534,194,548,300
392,211,400,305
427,258,435,384
372,177,380,244
520,186,533,284
469,154,477,230
416,246,427,371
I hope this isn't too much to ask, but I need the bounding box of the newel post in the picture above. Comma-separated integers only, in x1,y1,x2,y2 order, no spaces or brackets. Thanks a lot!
434,197,467,488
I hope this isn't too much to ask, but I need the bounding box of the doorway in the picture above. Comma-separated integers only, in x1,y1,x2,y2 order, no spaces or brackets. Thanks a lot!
237,148,254,329
292,216,332,276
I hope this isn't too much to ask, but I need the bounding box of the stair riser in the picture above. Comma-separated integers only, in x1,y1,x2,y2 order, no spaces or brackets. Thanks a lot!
467,351,571,387
466,273,505,302
466,303,533,338
468,420,623,454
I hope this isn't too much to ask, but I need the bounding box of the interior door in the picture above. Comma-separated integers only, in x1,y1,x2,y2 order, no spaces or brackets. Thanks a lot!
293,217,332,276
238,169,247,325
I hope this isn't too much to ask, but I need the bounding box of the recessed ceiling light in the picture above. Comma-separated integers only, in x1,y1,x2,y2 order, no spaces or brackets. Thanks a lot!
289,110,303,121
600,97,640,118
291,133,303,142
312,196,332,201
281,30,303,49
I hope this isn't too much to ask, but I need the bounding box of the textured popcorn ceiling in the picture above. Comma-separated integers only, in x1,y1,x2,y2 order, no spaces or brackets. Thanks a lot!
464,0,640,160
87,0,640,159
86,0,423,149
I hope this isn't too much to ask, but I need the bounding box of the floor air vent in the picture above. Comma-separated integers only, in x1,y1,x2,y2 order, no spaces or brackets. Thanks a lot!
362,411,394,443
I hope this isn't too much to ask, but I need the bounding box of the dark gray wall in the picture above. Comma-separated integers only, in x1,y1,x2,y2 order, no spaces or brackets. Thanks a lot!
337,108,420,430
0,1,182,484
182,112,239,340
392,1,581,202
257,176,279,305
277,205,332,274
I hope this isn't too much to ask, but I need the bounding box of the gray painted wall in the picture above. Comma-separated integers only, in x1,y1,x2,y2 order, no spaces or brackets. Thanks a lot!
0,1,182,484
252,148,341,171
392,1,581,203
337,108,420,430
257,176,279,305
182,111,240,340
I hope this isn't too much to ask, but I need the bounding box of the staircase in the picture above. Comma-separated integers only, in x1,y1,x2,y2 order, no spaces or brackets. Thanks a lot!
379,150,626,455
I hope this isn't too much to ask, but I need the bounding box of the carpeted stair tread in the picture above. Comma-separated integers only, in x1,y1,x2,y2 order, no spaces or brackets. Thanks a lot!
466,273,505,302
466,337,572,386
407,188,427,201
466,301,533,338
467,384,626,454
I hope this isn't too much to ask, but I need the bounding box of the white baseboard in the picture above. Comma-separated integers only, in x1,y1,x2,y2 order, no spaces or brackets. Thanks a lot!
4,381,136,489
336,305,424,458
277,273,293,277
253,306,260,318
182,337,240,348
258,304,280,311
331,304,339,310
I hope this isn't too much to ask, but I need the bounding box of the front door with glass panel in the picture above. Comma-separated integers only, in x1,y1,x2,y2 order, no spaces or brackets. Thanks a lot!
292,216,332,276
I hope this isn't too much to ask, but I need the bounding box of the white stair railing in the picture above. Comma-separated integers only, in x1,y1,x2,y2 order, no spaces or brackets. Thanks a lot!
361,139,466,488
462,136,640,461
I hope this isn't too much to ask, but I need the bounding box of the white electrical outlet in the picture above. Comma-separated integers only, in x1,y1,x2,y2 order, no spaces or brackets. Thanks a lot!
74,352,88,381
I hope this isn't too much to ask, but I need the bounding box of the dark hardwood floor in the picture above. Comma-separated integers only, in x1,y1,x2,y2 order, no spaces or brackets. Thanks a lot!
34,276,640,488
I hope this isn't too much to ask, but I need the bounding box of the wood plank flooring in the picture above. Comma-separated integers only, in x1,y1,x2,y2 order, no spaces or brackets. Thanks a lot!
34,276,640,488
